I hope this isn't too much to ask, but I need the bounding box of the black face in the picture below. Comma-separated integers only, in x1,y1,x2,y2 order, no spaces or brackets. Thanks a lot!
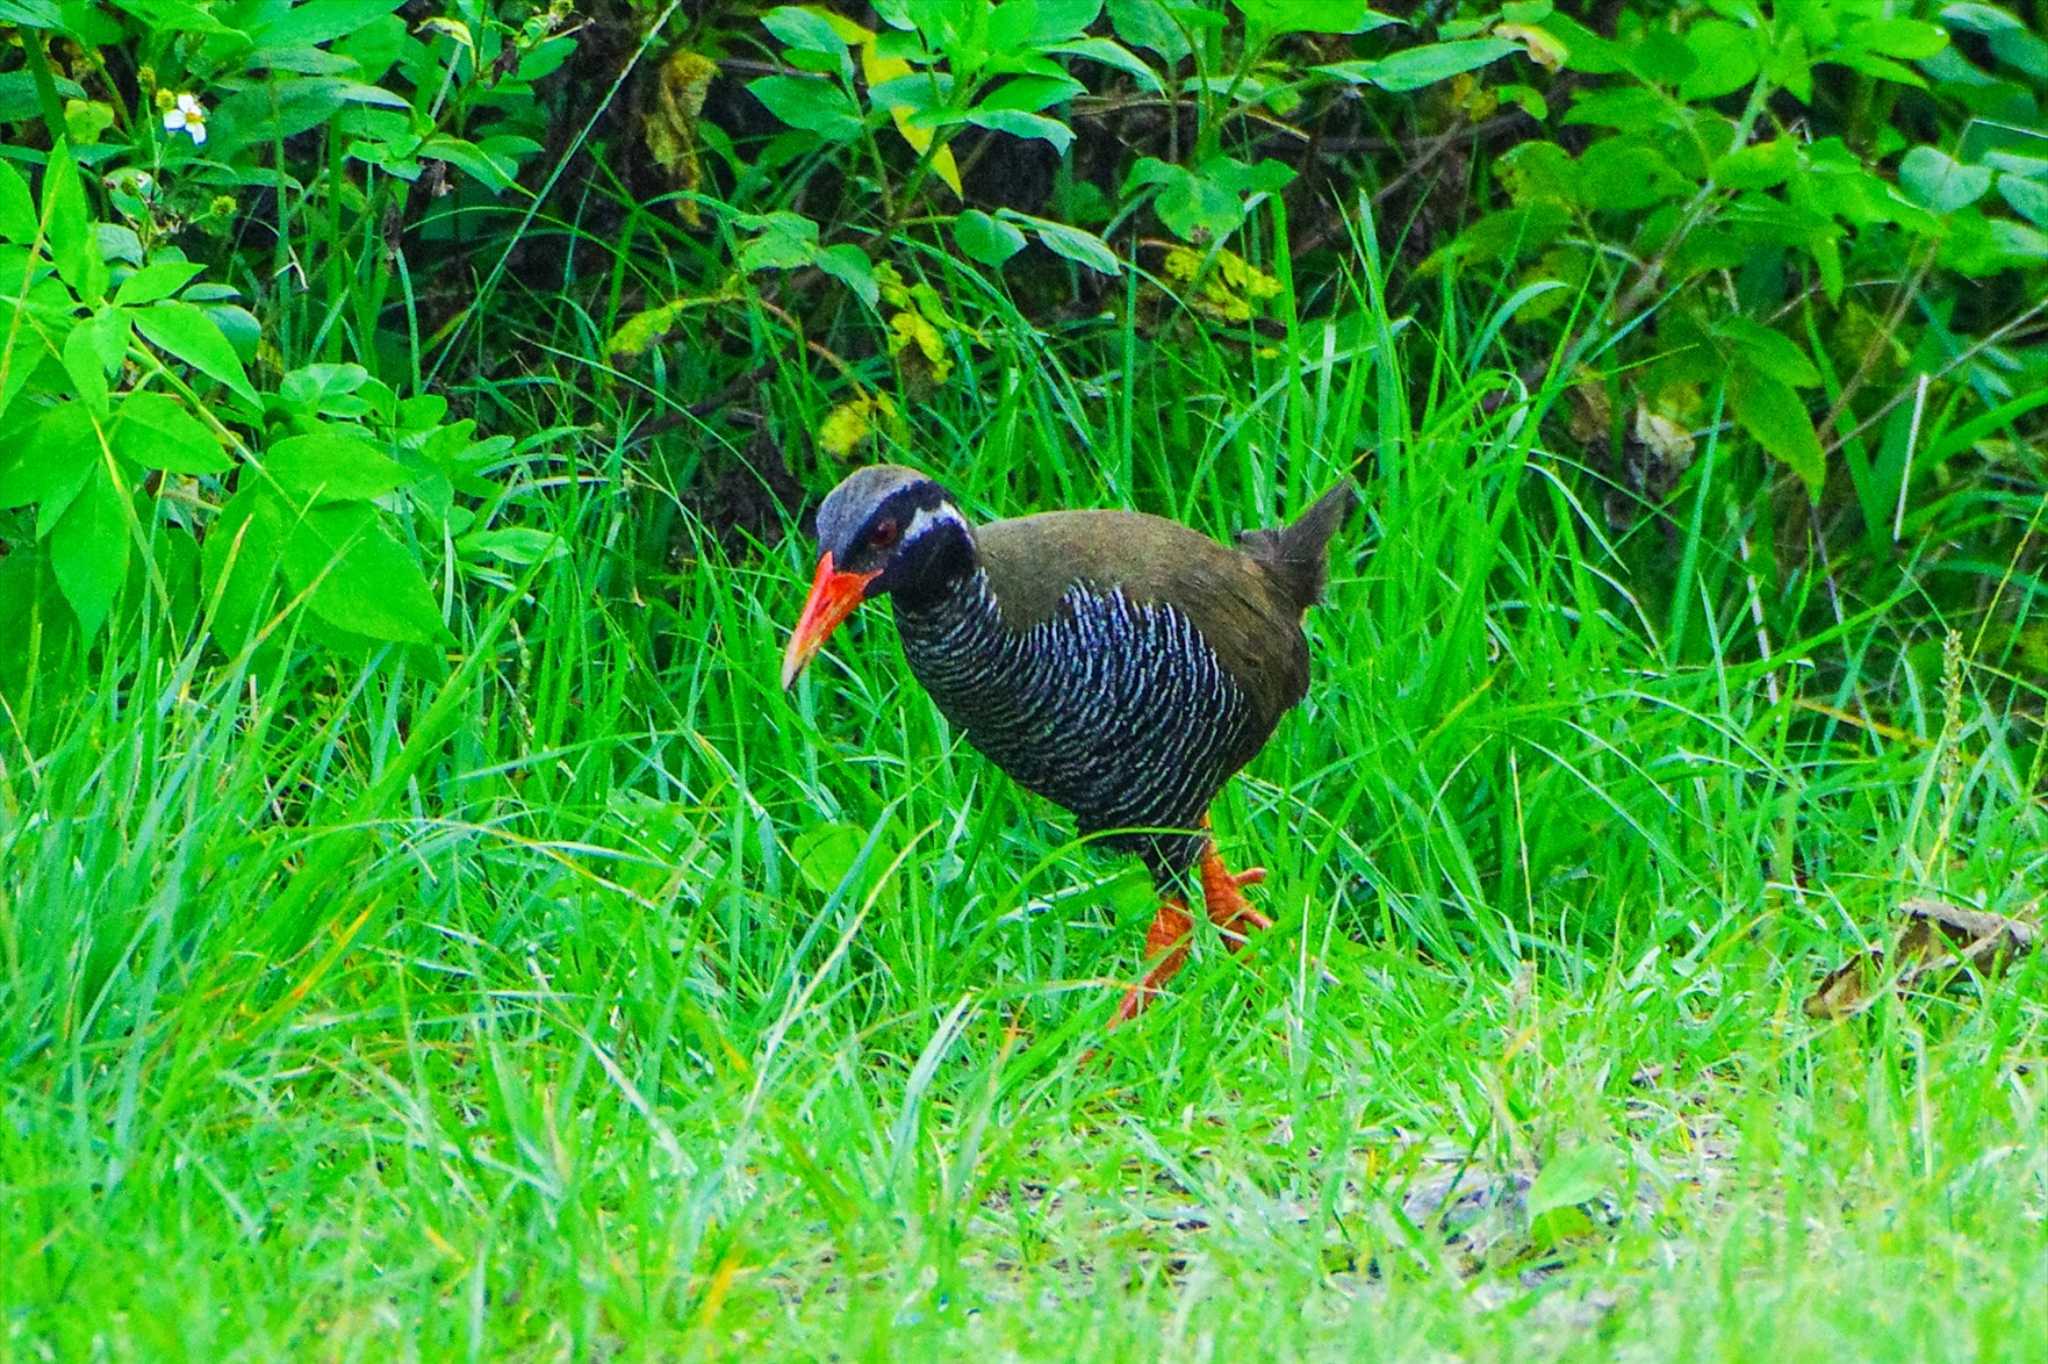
813,465,975,606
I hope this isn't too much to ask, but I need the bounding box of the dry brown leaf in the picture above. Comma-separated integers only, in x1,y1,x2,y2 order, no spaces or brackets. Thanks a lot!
1805,898,2038,1019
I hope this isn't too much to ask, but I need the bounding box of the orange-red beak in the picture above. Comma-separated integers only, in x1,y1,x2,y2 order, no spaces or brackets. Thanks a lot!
781,552,879,689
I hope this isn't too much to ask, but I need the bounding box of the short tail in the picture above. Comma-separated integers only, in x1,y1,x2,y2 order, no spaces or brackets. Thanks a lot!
1237,482,1358,612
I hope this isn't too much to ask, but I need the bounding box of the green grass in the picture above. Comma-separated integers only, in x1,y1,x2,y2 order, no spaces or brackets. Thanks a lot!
3,214,2045,1362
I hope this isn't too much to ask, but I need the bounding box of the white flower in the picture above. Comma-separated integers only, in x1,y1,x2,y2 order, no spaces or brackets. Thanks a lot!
163,93,208,146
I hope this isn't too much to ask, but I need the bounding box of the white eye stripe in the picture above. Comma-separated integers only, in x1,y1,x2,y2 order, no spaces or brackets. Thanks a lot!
902,503,965,543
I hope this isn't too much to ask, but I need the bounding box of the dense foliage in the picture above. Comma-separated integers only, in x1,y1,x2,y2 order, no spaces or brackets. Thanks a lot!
2,0,2043,696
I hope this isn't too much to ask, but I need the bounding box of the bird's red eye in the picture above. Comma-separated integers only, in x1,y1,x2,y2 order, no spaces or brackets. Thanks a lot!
869,519,900,549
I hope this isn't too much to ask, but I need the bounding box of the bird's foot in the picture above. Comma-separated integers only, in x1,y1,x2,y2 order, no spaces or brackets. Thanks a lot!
1199,843,1273,947
1108,897,1194,1027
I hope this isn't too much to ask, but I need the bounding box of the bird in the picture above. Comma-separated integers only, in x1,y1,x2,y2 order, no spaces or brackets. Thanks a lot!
779,464,1355,1026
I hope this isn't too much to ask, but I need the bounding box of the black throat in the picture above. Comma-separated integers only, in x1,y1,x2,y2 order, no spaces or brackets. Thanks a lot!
884,516,978,615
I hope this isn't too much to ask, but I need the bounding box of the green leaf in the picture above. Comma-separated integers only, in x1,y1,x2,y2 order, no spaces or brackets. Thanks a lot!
1234,0,1385,36
266,430,412,501
280,362,374,415
1718,317,1821,387
1577,141,1691,212
458,526,565,567
41,141,94,299
1124,157,1244,239
747,75,864,142
61,323,109,416
954,209,1027,268
1561,86,1677,133
1678,18,1758,100
1846,18,1948,61
247,0,404,48
279,501,447,645
201,482,284,655
1899,146,1991,213
128,302,259,408
0,400,95,514
1712,138,1797,190
791,821,868,895
1030,0,1102,42
418,135,518,193
0,159,34,242
816,243,879,308
112,391,231,474
1106,0,1190,61
1368,38,1519,92
1998,173,2048,228
1731,369,1824,500
1049,37,1163,93
961,108,1074,154
1000,210,1120,274
50,463,128,637
978,74,1085,113
761,6,850,56
1525,1142,1619,1221
114,260,206,306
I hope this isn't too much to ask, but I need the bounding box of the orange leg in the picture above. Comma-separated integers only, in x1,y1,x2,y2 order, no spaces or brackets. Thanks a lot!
1110,897,1194,1026
1108,831,1275,1027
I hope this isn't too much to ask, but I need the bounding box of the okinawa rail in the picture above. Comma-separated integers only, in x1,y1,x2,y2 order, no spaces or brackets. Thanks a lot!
779,465,1354,1026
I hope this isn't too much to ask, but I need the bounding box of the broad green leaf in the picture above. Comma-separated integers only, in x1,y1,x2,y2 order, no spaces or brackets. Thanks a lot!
1846,18,1948,61
1367,38,1519,92
1679,18,1758,99
458,526,565,566
201,482,284,655
128,302,259,407
0,399,95,512
418,135,517,192
50,463,128,636
1107,0,1191,61
747,74,864,142
1998,172,2048,228
1577,141,1691,212
816,243,879,308
1030,0,1101,42
961,108,1074,154
60,323,109,416
42,141,95,299
1497,141,1579,207
1000,210,1120,274
762,6,850,57
114,259,205,306
1234,0,1385,36
978,74,1085,113
954,209,1027,268
280,362,373,414
247,0,404,48
0,159,33,242
279,501,448,645
1712,138,1797,189
112,391,231,473
1731,369,1824,500
1526,1142,1619,1221
1124,157,1243,239
1719,317,1821,387
792,821,867,894
1049,37,1163,92
266,430,412,501
1562,87,1676,133
1899,145,1991,213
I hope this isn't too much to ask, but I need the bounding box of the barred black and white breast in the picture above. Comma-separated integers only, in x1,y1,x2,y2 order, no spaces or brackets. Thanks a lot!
896,568,1262,879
